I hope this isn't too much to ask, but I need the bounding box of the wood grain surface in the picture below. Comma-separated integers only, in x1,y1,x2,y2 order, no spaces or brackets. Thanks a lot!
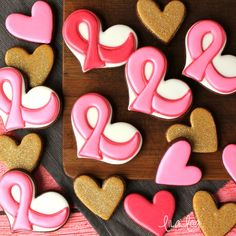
63,0,236,180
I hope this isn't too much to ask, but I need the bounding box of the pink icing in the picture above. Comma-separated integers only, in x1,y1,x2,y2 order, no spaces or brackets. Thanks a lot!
223,144,236,182
183,20,236,94
0,170,69,232
5,1,53,44
155,140,202,186
124,191,175,236
71,93,142,161
62,9,137,72
126,47,192,119
0,67,60,132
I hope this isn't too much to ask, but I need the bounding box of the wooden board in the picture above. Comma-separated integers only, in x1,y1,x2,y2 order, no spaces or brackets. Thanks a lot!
63,0,236,180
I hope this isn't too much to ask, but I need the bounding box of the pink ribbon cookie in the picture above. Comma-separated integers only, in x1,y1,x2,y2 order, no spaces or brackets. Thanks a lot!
63,9,138,72
223,144,236,182
156,140,202,186
5,1,53,43
183,20,236,94
0,67,60,132
0,170,69,232
71,93,142,164
125,47,192,119
124,191,175,236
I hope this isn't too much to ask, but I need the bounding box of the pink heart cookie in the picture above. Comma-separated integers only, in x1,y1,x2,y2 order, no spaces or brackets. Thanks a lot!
156,140,202,186
223,144,236,181
124,191,175,236
6,1,53,43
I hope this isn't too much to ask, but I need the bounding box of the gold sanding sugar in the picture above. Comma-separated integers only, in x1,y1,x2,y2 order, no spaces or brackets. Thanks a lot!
193,191,236,236
137,0,186,43
5,45,54,87
166,108,218,153
0,133,42,172
74,175,125,220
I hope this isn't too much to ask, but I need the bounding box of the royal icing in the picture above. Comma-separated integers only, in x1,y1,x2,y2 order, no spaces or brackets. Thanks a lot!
63,9,138,72
223,144,236,182
0,67,60,132
183,20,236,94
71,93,142,164
124,191,175,236
0,170,69,232
5,1,53,44
125,47,192,119
155,140,202,186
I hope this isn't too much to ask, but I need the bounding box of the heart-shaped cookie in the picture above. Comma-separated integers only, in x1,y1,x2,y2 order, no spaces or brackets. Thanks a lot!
74,175,125,220
5,1,53,43
137,0,186,43
0,133,42,172
124,191,175,235
0,170,69,232
166,108,218,153
193,191,236,236
156,140,202,186
5,45,54,87
223,144,236,182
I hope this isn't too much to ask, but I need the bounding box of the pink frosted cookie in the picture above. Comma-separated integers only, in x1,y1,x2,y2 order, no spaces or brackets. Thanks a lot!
125,46,192,119
63,9,138,72
124,191,175,236
71,93,142,164
0,67,60,132
183,20,236,94
0,170,69,233
5,1,53,43
223,144,236,182
156,140,202,186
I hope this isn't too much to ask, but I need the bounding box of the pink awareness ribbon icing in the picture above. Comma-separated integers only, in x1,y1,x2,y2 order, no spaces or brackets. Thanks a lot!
183,20,236,94
125,47,192,119
0,67,60,132
63,9,137,72
71,93,142,163
0,170,69,232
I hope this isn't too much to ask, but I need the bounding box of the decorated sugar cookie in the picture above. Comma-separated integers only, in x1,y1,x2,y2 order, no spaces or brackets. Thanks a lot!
124,191,175,236
193,191,236,236
5,45,54,87
166,108,218,153
71,93,142,164
137,0,186,43
183,20,236,94
0,67,60,132
125,47,192,119
0,170,69,232
74,175,125,220
0,133,42,172
63,9,138,72
223,144,236,182
5,1,53,43
155,140,202,186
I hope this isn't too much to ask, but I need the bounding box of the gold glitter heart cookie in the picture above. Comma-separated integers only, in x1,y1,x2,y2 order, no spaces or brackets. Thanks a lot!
193,191,236,236
137,0,186,43
0,133,42,172
5,45,54,87
74,175,125,220
166,108,217,153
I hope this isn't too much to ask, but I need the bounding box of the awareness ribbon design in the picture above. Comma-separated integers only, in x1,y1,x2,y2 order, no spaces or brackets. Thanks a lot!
0,170,69,232
126,47,192,119
183,20,236,94
0,67,60,132
72,93,142,162
63,9,137,72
